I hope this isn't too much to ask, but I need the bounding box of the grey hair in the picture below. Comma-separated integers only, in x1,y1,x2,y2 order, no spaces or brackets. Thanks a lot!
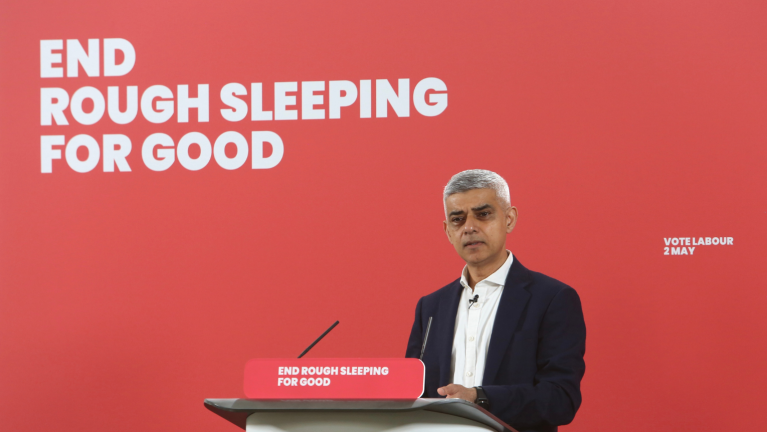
443,169,511,212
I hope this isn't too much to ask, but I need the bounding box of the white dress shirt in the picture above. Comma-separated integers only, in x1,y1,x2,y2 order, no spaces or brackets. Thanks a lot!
451,251,514,387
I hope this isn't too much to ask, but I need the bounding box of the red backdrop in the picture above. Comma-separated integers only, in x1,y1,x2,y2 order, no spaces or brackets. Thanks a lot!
1,1,766,431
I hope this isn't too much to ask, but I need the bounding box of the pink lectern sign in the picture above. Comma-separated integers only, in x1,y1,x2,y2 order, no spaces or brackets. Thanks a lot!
244,358,425,399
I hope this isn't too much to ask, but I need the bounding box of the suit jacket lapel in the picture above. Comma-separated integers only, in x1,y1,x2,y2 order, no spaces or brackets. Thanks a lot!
482,257,533,384
436,279,462,388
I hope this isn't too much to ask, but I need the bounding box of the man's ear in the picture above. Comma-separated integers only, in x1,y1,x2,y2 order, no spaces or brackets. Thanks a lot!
506,206,518,233
443,220,450,240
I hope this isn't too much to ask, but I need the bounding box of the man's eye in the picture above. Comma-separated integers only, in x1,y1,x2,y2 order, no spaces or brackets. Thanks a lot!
479,212,490,217
452,217,463,223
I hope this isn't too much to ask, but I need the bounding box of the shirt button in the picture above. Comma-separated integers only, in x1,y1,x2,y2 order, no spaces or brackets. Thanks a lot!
468,336,475,342
466,372,473,377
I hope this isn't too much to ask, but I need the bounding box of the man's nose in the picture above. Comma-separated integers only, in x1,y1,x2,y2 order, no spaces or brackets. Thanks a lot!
463,222,478,233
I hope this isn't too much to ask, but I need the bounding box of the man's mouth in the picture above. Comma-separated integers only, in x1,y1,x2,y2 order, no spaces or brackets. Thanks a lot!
464,241,484,248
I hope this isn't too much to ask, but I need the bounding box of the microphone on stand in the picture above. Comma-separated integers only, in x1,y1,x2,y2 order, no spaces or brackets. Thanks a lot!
297,320,339,358
419,317,433,360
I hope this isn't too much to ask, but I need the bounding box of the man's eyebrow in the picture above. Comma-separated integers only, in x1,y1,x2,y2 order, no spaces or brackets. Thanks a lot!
448,210,466,217
471,204,493,212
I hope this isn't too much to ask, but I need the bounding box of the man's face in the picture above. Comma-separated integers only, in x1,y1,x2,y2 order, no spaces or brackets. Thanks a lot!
443,188,517,267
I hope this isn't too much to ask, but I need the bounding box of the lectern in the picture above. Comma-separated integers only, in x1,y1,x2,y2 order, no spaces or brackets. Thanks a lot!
205,398,518,432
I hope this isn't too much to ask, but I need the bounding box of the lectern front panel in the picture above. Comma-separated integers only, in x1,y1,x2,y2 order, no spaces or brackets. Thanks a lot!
246,411,495,432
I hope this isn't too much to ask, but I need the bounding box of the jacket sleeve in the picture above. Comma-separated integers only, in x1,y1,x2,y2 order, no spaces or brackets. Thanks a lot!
405,297,425,359
483,286,586,429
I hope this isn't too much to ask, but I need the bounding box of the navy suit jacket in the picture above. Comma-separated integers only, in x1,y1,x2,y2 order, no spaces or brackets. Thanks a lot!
406,257,586,432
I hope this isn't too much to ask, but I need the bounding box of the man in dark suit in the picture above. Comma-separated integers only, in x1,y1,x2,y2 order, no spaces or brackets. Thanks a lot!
406,169,586,432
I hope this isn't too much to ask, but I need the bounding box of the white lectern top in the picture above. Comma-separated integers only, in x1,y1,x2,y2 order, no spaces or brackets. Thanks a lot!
205,398,518,432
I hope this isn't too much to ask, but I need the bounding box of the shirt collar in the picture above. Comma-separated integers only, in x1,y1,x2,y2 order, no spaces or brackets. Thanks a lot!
459,250,514,289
